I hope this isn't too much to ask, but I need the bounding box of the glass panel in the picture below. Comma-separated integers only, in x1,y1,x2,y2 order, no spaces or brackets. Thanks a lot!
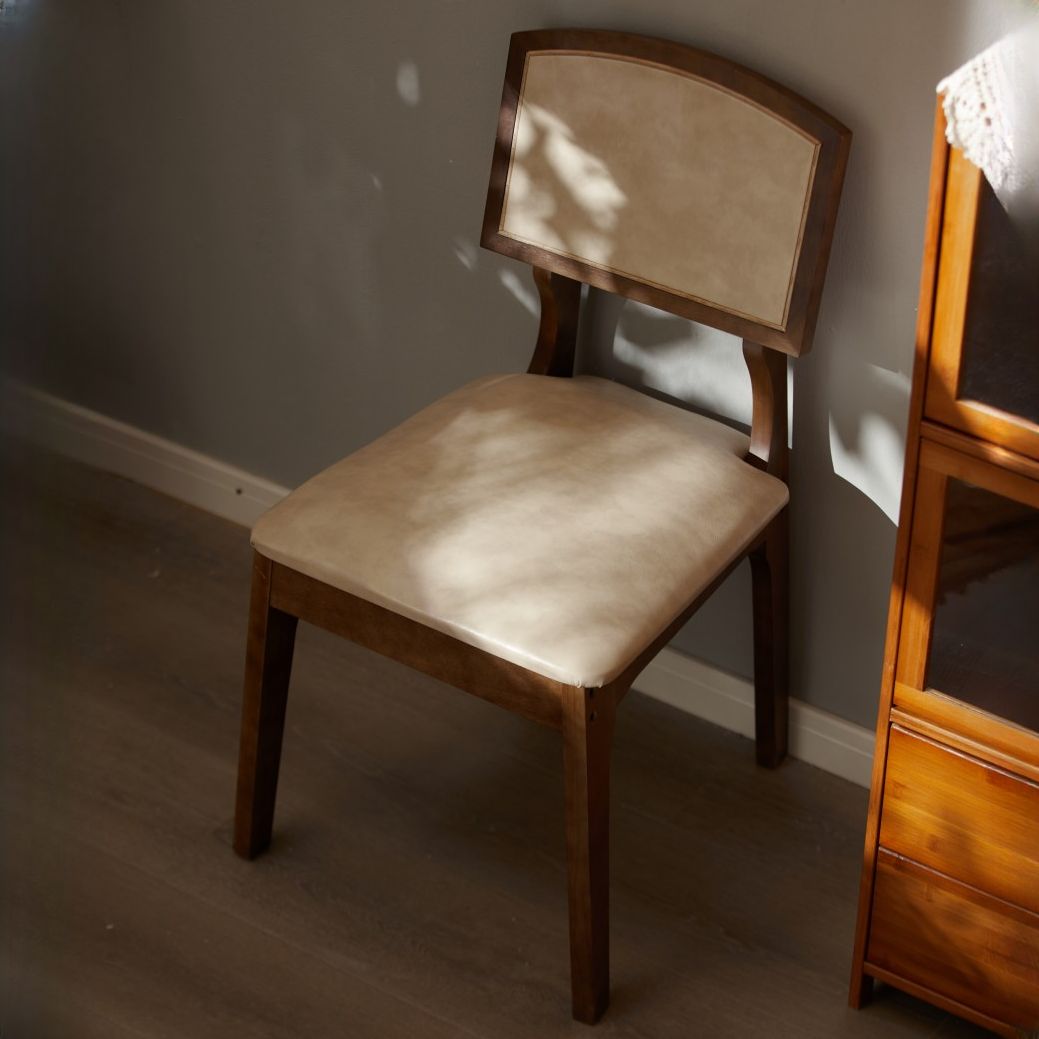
926,476,1039,730
958,180,1039,425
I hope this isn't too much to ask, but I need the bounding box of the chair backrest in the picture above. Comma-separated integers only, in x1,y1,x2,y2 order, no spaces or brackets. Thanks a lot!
482,29,850,356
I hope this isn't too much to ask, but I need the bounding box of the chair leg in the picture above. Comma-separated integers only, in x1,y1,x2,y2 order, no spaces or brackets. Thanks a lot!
234,553,298,860
561,685,615,1024
750,510,789,768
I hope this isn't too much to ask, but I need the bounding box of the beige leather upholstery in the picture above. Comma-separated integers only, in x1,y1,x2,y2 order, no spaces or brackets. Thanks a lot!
253,374,788,688
500,53,819,329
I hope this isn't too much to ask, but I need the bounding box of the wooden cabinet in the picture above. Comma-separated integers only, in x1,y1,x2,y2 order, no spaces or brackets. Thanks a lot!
849,103,1039,1037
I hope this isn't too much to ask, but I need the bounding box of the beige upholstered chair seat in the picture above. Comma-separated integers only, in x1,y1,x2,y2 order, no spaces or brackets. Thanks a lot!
253,373,788,688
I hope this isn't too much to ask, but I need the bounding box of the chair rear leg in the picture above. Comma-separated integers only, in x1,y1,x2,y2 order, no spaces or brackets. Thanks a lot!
562,685,615,1024
750,510,789,768
234,552,298,859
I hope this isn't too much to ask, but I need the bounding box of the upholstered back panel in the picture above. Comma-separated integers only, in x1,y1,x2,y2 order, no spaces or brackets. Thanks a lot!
501,54,816,329
483,32,850,355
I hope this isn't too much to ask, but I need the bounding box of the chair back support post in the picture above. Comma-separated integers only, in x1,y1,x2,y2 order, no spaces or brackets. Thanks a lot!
528,266,582,376
743,340,789,481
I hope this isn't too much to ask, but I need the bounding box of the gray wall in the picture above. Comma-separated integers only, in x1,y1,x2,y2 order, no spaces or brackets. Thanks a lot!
0,0,1020,728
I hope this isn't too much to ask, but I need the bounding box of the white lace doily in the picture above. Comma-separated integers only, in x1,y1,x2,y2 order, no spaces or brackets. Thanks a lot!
938,25,1039,215
939,34,1026,200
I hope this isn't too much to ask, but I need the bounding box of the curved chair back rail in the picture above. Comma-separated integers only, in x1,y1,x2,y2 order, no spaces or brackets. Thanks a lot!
482,29,850,356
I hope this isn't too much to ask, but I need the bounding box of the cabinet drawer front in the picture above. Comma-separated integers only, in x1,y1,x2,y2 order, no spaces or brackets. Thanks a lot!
880,725,1039,913
867,851,1039,1031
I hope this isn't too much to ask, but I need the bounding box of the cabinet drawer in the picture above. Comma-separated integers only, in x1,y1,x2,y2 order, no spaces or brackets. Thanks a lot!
880,725,1039,914
867,850,1039,1032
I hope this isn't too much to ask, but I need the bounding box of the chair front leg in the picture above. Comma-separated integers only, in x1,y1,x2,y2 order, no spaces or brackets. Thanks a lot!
234,552,298,859
562,684,615,1024
750,509,789,767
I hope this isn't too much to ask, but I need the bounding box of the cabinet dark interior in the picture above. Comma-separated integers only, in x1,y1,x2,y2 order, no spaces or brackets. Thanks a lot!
959,183,1039,425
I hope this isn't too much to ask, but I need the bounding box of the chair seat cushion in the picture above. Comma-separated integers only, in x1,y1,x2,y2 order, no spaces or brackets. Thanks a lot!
252,374,788,688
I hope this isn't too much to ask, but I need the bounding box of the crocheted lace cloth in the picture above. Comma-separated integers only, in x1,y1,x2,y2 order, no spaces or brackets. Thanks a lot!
938,26,1039,211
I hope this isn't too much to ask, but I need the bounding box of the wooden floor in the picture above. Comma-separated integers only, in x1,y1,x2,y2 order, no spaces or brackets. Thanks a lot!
0,439,991,1039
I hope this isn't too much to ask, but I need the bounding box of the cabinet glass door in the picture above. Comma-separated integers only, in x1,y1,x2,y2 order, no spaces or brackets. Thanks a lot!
925,148,1039,460
897,441,1039,732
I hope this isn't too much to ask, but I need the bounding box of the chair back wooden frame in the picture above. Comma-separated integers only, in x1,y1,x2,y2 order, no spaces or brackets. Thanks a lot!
234,29,849,1025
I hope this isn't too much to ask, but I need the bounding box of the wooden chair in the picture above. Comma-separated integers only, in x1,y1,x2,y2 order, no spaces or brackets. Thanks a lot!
234,29,849,1024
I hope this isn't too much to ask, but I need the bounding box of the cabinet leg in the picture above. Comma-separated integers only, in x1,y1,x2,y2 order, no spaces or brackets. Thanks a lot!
849,970,874,1008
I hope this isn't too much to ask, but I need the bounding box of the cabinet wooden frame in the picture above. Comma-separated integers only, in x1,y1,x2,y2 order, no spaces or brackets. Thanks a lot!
849,99,1039,1037
924,147,1039,461
895,440,1039,694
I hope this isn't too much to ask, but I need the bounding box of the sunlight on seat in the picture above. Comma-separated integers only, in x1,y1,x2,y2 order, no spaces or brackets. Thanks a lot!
251,374,787,687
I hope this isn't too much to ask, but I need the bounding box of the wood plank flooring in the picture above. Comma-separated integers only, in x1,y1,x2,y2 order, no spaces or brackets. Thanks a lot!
0,439,991,1037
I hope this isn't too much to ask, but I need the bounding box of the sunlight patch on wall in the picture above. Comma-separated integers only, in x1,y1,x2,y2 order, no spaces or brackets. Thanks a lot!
827,364,910,524
396,61,421,106
452,237,478,271
611,303,752,426
498,268,538,315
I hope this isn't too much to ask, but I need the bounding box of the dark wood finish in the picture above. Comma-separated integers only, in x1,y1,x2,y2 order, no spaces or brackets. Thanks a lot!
240,529,788,1020
742,337,793,768
3,440,989,1038
482,29,850,357
269,560,565,730
561,684,616,1023
879,726,1039,915
865,851,1039,1037
851,100,1039,1032
528,267,582,377
750,512,789,768
234,553,298,859
743,340,789,479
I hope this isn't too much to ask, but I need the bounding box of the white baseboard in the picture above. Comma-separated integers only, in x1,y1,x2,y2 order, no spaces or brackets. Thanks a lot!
1,376,874,787
1,378,287,528
635,649,874,787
